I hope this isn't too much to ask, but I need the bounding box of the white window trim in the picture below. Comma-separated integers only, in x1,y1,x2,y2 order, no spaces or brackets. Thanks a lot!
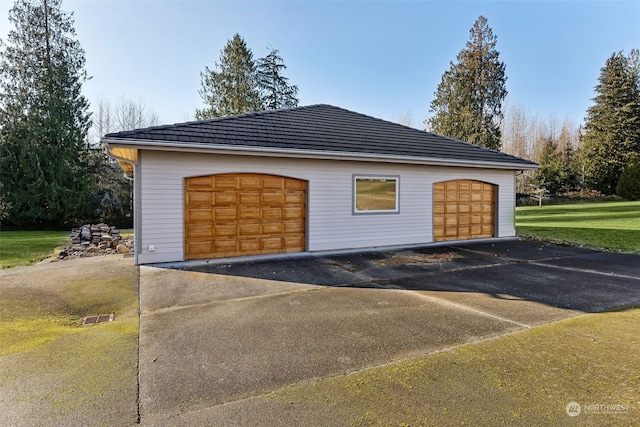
353,175,400,214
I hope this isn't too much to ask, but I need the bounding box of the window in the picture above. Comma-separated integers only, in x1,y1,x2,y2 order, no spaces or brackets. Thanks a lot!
354,176,399,213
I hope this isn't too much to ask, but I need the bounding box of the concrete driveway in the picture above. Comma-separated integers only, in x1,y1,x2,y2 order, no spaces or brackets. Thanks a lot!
138,240,640,425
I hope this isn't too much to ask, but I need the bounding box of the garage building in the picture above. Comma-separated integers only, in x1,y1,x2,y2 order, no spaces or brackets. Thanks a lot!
103,104,537,265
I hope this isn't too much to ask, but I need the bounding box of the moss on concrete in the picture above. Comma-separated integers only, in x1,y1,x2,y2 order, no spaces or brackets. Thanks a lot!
275,308,640,426
0,259,139,426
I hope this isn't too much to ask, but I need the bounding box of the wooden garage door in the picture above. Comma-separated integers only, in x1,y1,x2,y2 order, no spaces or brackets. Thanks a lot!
185,173,306,259
433,180,495,242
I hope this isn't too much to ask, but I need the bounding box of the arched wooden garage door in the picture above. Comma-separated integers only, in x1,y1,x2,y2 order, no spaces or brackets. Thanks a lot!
433,180,495,241
185,173,306,259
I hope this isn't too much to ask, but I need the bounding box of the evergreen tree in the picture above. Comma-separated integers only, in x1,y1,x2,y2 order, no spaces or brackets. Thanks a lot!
580,50,640,194
616,155,640,200
534,136,577,195
256,48,299,110
0,0,92,228
196,34,262,119
428,16,507,151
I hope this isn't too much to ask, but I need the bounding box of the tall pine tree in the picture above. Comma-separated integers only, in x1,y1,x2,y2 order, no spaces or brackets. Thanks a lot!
196,34,262,119
0,0,92,228
580,50,640,194
428,16,507,151
534,136,577,195
256,48,299,110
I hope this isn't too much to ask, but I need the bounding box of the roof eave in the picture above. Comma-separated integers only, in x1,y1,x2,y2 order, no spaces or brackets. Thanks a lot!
102,137,539,171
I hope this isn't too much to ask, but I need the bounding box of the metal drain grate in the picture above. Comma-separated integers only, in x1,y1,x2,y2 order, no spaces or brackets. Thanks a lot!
82,314,114,325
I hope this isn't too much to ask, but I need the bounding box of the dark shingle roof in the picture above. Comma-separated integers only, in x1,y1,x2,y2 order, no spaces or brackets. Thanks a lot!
104,104,537,168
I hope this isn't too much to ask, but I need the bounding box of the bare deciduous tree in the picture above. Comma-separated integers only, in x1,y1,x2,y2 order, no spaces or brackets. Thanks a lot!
501,102,580,196
397,108,414,128
88,96,161,226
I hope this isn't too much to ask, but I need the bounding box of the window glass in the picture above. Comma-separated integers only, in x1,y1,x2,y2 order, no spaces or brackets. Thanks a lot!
354,176,398,213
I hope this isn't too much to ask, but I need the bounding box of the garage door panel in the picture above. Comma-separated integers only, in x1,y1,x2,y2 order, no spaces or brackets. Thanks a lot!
458,226,471,237
239,223,260,236
214,239,237,252
284,235,304,250
187,176,213,189
445,227,458,237
187,209,212,222
214,208,237,221
239,175,261,189
215,224,236,237
285,179,305,190
261,193,283,205
213,175,238,189
239,192,259,205
187,224,212,238
262,237,284,250
239,239,260,252
262,176,284,189
239,208,260,220
215,193,238,205
262,208,282,221
284,193,305,204
263,223,283,234
471,193,483,202
284,222,304,233
185,173,306,259
187,192,211,205
471,182,484,191
284,207,304,220
434,180,495,242
187,241,212,256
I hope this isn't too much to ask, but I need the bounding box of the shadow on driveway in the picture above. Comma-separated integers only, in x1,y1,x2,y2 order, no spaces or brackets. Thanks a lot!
183,240,640,314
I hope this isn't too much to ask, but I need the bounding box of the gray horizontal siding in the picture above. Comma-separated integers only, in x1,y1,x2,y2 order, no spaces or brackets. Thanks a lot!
137,151,516,264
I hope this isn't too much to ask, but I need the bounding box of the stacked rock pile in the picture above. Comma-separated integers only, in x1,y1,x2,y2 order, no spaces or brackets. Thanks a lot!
71,223,122,246
59,223,133,260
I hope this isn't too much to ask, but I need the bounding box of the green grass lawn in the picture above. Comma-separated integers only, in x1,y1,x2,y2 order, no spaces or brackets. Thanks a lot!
0,231,70,268
516,200,640,253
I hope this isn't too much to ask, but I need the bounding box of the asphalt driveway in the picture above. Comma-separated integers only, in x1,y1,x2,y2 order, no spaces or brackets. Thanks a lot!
138,240,640,425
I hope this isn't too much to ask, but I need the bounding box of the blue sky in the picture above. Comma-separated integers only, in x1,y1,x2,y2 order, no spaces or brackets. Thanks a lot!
1,0,639,129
